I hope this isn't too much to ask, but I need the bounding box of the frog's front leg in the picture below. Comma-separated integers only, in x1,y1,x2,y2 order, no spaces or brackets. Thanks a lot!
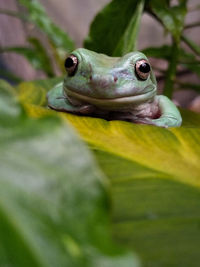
149,95,182,127
47,83,95,114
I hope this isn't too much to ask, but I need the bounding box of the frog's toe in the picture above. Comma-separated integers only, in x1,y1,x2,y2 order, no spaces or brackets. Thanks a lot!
151,116,182,128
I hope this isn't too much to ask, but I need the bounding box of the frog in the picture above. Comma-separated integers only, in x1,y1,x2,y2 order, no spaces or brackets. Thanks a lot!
47,48,182,127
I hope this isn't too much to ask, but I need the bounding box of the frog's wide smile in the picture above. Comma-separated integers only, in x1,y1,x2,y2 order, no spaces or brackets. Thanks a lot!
63,86,157,107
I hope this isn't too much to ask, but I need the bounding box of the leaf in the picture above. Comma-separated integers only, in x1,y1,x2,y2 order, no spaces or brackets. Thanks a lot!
0,79,20,120
142,45,200,77
93,150,200,267
150,0,187,42
0,80,137,267
0,69,22,84
16,79,200,265
28,37,55,76
59,113,200,266
48,41,66,74
176,82,200,92
143,45,190,61
181,35,200,56
142,45,174,60
147,0,187,97
182,62,200,78
112,1,144,56
84,0,144,56
19,0,75,52
0,8,27,21
1,38,54,77
143,45,199,62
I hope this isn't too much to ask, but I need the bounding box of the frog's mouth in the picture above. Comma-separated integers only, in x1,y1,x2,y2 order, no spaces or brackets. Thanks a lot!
64,86,157,109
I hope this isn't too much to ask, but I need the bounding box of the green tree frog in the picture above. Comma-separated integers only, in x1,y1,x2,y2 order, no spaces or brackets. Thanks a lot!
47,48,182,127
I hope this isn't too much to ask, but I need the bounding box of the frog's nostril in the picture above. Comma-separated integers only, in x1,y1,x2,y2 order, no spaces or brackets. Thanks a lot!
114,76,118,83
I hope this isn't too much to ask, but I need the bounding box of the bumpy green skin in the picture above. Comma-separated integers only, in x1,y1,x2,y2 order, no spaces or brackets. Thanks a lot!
47,48,182,127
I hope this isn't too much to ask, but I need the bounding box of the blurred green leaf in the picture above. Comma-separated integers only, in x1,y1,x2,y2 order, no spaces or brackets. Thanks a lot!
48,41,66,74
28,37,55,76
142,45,174,59
180,108,200,125
15,78,200,265
146,1,187,97
0,79,20,120
143,45,200,77
175,81,200,92
0,68,22,84
182,63,200,77
143,45,193,61
149,0,187,42
0,38,54,77
143,44,198,62
63,112,200,267
19,0,75,52
0,80,137,267
0,8,27,21
181,35,200,56
84,0,144,56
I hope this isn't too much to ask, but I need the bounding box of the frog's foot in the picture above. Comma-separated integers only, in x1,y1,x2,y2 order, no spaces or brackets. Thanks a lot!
123,95,182,127
136,95,182,128
149,96,182,128
47,83,95,114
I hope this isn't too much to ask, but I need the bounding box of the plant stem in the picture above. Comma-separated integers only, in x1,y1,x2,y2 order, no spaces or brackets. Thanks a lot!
163,40,179,98
181,35,200,56
146,8,181,98
175,80,200,91
187,4,200,12
0,8,27,21
157,69,194,82
151,66,165,74
184,22,200,29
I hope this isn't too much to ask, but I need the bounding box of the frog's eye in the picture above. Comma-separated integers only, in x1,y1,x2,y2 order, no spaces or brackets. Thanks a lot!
64,55,78,76
135,59,151,80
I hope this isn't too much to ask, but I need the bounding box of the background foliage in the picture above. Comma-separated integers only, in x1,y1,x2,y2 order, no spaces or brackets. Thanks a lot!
0,0,199,97
0,79,137,267
0,0,200,266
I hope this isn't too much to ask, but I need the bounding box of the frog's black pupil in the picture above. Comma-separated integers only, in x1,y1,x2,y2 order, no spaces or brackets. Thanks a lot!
139,63,150,73
65,57,74,68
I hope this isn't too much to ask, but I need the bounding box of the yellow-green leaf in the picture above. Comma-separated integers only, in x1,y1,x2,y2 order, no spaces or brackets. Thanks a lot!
16,78,200,266
0,79,137,267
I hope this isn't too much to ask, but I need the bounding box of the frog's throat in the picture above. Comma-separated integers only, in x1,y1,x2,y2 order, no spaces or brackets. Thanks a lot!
64,86,157,109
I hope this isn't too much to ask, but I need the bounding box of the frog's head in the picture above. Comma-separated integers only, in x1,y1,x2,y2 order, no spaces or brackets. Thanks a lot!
63,48,157,110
